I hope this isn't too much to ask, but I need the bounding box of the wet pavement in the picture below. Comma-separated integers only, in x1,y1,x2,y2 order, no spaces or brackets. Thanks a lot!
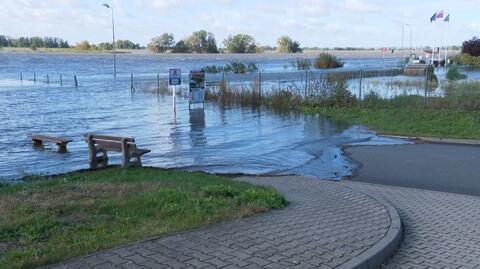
346,143,480,196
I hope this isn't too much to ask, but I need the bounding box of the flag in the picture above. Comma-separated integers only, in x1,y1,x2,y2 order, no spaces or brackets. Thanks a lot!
430,12,437,22
436,10,444,19
444,14,450,22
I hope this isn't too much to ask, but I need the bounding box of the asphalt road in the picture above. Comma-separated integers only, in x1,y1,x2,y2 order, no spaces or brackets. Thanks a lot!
345,143,480,196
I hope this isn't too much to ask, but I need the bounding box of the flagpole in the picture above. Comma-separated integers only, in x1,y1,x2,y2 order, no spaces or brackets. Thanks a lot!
445,17,449,66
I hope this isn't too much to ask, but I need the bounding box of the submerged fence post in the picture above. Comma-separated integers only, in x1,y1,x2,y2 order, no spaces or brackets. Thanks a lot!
157,73,160,95
74,75,78,88
424,67,428,108
359,69,363,102
60,74,63,86
33,73,36,83
46,74,49,84
20,72,23,82
130,73,134,93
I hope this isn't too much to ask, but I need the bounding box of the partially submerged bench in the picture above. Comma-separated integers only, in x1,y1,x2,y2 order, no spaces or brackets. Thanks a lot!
84,134,151,168
32,135,72,153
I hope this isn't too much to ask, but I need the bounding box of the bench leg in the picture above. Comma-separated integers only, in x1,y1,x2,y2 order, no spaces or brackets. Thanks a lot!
121,139,130,168
32,139,43,148
134,156,143,167
57,143,67,153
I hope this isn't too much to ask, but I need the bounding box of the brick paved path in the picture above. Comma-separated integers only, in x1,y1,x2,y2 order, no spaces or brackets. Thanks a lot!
344,181,480,269
47,176,392,269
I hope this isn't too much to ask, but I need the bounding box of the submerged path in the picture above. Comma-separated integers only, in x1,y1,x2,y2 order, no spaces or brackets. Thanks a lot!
345,143,480,196
46,176,397,269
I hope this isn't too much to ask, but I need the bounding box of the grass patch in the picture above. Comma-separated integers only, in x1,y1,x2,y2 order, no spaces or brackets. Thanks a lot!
0,167,286,269
303,105,480,139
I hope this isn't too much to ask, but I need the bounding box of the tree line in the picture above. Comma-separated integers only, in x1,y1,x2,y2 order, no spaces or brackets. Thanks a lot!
0,35,69,49
147,30,303,54
74,40,143,51
1,32,304,53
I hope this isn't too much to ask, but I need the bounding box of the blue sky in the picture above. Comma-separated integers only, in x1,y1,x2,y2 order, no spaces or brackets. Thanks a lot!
0,0,478,48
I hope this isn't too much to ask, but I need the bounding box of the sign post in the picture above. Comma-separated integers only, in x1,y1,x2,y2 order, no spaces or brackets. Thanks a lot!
189,70,205,109
169,69,181,114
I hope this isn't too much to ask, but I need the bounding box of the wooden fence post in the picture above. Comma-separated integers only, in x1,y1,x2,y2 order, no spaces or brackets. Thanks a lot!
74,75,78,88
130,73,134,93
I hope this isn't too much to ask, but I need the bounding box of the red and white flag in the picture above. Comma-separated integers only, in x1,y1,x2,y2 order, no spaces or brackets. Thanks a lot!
436,10,444,19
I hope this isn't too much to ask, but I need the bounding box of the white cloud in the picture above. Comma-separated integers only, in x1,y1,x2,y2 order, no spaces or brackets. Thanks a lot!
344,0,379,13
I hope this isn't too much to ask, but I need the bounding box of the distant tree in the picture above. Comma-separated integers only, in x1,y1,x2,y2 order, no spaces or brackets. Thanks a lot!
148,33,174,53
115,40,140,49
223,34,257,53
186,30,218,53
171,40,190,53
277,36,302,53
75,40,91,51
98,42,113,51
0,35,7,47
206,33,218,53
462,37,480,57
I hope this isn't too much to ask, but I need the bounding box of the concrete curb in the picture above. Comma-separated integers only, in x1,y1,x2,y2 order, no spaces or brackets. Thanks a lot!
337,186,403,269
379,134,480,146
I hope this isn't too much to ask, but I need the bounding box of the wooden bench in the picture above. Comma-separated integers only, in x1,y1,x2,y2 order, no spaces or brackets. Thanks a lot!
32,135,72,153
84,134,151,168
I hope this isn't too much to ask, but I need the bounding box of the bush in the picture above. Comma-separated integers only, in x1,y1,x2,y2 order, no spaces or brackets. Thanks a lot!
462,36,480,56
453,53,480,69
446,65,467,81
314,53,344,69
238,188,286,210
202,185,239,198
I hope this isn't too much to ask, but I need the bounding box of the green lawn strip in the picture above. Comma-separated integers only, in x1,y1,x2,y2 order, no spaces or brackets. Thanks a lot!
0,167,286,269
302,106,480,139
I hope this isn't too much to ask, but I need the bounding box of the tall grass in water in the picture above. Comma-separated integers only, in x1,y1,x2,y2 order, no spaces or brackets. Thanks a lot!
205,79,262,108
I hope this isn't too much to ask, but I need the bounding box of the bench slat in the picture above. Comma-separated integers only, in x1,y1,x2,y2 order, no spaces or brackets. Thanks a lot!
32,135,72,144
84,134,134,143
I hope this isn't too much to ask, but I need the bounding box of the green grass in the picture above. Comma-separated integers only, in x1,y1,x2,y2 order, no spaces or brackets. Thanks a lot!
303,106,480,139
0,167,286,269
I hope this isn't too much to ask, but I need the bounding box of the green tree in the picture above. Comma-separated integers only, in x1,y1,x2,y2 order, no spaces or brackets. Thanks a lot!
277,36,302,53
171,40,190,53
115,40,140,49
75,40,91,51
148,33,174,53
206,33,218,53
98,42,113,51
187,30,218,53
223,34,257,53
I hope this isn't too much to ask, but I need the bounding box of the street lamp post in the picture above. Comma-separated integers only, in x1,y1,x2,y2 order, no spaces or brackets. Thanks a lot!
103,3,116,78
401,24,405,61
407,24,412,59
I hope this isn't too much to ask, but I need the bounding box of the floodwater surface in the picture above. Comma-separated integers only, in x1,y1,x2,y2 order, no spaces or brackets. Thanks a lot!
0,53,408,181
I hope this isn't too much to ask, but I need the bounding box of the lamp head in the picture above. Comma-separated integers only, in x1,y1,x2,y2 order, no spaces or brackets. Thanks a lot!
102,3,110,8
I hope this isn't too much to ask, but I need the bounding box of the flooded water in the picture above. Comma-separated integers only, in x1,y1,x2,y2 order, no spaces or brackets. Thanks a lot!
0,53,409,181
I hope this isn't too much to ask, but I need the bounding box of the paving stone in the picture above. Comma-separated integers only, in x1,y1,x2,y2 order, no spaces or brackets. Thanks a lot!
344,181,480,269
